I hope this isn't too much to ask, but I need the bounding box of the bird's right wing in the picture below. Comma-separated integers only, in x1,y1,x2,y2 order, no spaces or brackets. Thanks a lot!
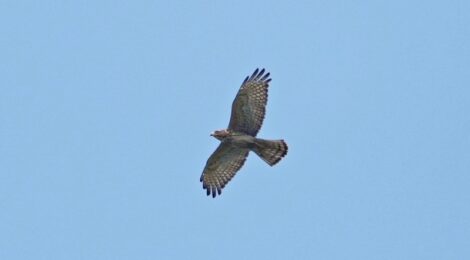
200,142,249,198
228,68,271,136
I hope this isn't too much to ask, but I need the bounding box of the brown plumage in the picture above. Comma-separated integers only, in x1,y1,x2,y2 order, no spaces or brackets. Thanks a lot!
200,68,288,198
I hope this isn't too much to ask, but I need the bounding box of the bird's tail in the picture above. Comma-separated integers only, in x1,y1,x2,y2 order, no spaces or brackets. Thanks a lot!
252,138,288,166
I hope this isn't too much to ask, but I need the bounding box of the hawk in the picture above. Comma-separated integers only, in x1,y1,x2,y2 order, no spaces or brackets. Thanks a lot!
200,68,288,197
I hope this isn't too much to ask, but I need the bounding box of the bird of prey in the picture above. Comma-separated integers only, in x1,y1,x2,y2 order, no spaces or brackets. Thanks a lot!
200,68,288,198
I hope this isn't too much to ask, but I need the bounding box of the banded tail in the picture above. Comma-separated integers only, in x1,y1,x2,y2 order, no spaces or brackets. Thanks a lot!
252,138,288,166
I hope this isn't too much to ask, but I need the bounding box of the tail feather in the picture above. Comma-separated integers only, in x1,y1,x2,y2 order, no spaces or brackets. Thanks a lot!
252,138,288,166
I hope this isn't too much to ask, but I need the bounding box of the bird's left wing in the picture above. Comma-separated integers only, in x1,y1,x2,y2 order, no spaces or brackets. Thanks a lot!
200,142,249,198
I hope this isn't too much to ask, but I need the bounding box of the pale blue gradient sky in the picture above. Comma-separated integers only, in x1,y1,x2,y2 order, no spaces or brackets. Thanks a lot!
1,1,469,259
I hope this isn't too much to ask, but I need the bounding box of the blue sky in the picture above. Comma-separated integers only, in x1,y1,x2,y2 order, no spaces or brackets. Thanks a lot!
1,0,469,259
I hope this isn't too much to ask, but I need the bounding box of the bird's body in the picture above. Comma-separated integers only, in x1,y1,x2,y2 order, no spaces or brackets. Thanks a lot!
212,130,256,149
200,69,288,197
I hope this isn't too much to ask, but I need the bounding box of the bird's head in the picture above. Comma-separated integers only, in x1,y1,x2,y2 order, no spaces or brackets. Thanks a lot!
210,129,230,141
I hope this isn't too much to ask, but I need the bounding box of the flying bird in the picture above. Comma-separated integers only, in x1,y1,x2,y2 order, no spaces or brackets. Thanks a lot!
200,68,288,197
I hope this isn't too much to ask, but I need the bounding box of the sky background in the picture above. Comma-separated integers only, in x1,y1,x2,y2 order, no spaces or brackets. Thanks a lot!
1,1,469,259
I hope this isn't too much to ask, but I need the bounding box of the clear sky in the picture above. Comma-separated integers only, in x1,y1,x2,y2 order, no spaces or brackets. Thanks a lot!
1,1,469,259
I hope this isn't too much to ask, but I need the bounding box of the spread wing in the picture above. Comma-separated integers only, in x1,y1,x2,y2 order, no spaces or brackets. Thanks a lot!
200,142,249,198
228,68,271,136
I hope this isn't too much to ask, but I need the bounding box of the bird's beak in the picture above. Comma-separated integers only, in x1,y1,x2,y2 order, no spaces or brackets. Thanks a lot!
210,132,214,136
